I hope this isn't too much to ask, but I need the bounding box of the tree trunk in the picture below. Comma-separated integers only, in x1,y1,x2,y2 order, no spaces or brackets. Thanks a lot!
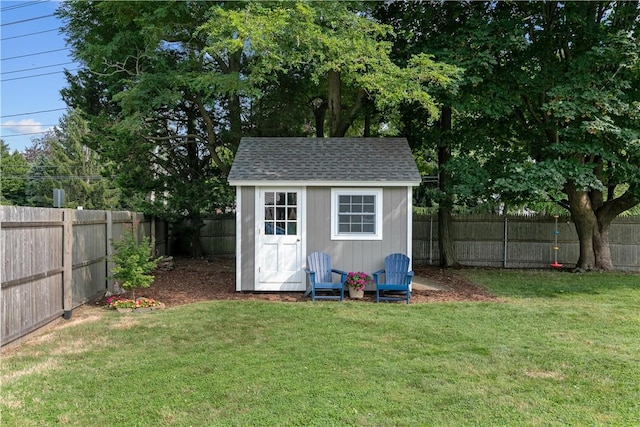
363,112,371,137
310,97,326,138
437,106,460,267
565,181,598,270
315,110,325,137
227,50,243,148
190,229,203,258
328,70,342,137
186,216,204,258
438,207,458,267
593,221,614,270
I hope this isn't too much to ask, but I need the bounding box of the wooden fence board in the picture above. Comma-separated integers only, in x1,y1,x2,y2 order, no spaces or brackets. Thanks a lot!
198,214,639,271
1,207,159,347
3,207,638,346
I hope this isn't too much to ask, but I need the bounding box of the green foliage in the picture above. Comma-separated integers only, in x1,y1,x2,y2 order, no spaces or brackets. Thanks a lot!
201,1,460,124
57,1,239,252
110,229,159,298
0,141,29,206
20,111,121,209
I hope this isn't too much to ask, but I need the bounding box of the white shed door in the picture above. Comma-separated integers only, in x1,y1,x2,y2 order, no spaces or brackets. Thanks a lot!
256,189,304,291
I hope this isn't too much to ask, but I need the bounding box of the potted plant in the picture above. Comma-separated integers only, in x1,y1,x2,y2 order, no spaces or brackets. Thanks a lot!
345,271,373,299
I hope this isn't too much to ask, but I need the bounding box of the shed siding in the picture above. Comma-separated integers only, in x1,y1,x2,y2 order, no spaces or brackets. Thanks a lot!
240,187,255,291
306,187,409,279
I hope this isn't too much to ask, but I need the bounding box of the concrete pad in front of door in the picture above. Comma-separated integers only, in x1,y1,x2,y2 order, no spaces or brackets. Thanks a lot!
411,275,452,291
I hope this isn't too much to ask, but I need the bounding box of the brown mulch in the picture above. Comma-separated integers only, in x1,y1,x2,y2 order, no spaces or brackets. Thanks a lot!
95,257,498,308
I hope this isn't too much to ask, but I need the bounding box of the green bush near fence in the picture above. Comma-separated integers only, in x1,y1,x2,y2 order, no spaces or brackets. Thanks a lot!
1,270,638,426
110,229,160,299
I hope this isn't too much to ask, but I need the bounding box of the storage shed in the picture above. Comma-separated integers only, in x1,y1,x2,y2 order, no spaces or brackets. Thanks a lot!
227,137,421,292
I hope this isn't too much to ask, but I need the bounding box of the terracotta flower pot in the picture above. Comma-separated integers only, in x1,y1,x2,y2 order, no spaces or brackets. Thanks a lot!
348,287,364,299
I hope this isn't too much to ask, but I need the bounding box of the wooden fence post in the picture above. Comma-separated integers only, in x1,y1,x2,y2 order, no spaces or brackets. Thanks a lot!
429,217,434,265
63,209,74,319
151,216,156,255
106,210,114,293
503,217,509,268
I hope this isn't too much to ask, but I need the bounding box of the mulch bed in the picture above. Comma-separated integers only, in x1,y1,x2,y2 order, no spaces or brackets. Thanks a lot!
94,257,499,308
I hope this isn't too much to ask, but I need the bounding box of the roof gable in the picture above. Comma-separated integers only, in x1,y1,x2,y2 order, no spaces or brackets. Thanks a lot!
228,137,421,186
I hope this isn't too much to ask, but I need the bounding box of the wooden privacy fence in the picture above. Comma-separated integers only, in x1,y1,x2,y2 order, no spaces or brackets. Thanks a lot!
200,214,640,271
412,214,640,271
3,208,638,346
1,206,166,347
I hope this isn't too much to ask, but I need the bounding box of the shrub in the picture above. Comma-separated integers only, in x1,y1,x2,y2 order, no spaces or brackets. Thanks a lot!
110,229,160,299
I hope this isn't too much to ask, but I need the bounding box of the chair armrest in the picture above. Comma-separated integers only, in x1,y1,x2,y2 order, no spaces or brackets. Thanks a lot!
305,269,316,284
406,271,414,285
372,269,385,283
332,269,348,283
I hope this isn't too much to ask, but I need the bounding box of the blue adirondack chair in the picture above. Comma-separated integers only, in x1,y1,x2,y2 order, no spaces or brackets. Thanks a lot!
304,252,347,301
373,253,414,304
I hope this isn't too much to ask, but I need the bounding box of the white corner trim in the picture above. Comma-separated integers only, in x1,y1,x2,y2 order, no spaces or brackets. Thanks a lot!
407,186,413,271
235,186,242,292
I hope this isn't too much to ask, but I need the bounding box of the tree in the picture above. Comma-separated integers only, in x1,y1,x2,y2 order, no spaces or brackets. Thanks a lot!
0,141,29,206
376,1,504,267
490,2,640,270
58,1,458,256
58,1,238,255
380,1,640,271
21,112,120,209
200,1,459,137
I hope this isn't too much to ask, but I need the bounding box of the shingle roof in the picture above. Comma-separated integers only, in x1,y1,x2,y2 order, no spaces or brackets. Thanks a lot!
228,137,421,186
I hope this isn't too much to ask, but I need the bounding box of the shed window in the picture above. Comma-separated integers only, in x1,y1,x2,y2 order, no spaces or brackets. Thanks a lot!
264,191,297,235
331,189,382,240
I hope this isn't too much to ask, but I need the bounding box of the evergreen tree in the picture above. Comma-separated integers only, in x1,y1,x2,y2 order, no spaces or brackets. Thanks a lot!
24,111,121,209
0,141,30,206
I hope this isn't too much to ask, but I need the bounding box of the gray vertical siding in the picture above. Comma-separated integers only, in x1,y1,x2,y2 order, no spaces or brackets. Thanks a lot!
239,187,255,290
238,186,412,291
306,187,410,277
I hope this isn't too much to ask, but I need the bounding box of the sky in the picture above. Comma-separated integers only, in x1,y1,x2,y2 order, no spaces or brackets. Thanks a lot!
1,0,78,153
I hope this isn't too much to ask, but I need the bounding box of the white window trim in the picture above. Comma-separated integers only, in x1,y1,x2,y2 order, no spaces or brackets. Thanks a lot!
331,188,383,241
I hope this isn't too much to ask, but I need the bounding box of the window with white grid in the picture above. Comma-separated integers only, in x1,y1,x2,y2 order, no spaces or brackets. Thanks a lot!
331,189,382,240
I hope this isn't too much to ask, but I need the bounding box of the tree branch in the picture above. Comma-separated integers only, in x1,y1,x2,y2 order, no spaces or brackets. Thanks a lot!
190,95,229,174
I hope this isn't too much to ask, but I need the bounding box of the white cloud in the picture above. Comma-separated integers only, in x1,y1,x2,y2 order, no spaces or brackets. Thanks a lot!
2,119,46,135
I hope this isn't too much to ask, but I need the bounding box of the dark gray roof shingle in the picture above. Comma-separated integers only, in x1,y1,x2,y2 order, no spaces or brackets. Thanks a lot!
228,137,420,185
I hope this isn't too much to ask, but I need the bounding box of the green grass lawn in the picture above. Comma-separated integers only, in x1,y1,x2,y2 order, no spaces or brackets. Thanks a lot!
1,269,639,426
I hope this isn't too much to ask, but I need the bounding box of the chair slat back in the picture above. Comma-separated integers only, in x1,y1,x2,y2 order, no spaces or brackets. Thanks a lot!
307,252,333,283
384,253,410,285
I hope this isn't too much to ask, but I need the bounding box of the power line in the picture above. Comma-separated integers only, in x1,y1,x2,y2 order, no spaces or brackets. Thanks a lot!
1,48,69,61
1,68,79,82
1,132,50,137
2,62,75,75
0,124,57,127
0,13,55,27
2,176,114,181
1,108,67,118
0,1,48,12
1,28,59,40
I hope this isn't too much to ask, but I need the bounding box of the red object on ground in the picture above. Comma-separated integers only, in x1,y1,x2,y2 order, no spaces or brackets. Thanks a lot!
549,262,563,269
